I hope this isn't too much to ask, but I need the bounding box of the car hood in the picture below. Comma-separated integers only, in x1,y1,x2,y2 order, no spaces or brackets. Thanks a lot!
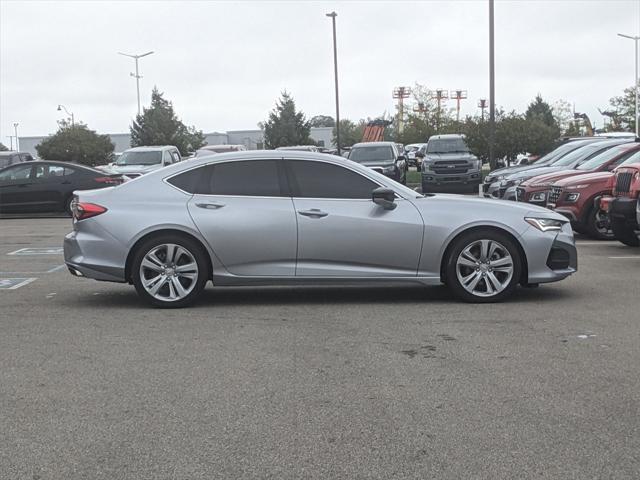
356,160,395,168
424,152,477,161
504,165,569,183
553,171,612,187
486,162,551,179
110,164,162,174
521,169,584,187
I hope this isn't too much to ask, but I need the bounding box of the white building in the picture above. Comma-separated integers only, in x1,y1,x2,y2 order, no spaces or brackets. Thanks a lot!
17,127,334,157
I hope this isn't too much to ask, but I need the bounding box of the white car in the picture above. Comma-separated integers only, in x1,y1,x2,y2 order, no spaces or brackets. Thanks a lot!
108,146,182,179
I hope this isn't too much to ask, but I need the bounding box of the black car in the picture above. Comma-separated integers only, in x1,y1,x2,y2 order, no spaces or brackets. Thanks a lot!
0,151,34,169
0,161,124,215
347,142,407,184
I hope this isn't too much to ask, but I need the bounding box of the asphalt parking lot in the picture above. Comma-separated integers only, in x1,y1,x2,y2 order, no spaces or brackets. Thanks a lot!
1,217,639,479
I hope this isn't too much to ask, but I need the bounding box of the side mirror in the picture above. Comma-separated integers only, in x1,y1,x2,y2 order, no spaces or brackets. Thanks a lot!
607,163,616,171
415,151,425,159
397,154,406,161
372,187,397,210
520,158,529,165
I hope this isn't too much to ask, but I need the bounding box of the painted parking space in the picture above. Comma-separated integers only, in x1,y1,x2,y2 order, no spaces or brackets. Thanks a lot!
7,247,64,256
0,278,37,290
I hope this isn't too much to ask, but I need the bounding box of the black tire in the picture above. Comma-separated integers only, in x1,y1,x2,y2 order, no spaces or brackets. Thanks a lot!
585,207,614,240
64,196,74,217
444,229,523,303
131,234,210,308
611,217,640,247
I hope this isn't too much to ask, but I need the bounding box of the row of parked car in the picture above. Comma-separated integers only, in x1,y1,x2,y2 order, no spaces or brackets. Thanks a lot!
482,135,640,246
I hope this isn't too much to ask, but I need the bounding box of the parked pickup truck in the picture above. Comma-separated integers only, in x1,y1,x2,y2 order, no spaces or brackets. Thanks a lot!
106,146,182,179
421,134,481,193
598,162,640,246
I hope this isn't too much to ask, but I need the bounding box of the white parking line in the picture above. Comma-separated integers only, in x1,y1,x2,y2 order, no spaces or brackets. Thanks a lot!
0,278,37,290
575,242,620,246
7,247,63,256
608,256,640,259
0,264,66,274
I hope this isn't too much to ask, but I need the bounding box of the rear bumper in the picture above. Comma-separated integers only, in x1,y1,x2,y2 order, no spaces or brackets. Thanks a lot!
64,228,127,283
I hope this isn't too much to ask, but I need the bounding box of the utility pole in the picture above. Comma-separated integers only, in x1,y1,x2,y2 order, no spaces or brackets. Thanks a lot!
326,12,341,155
478,99,488,121
433,89,448,131
7,135,14,150
489,0,496,168
450,90,467,122
617,33,639,138
413,102,428,117
392,86,411,135
13,123,19,151
118,51,155,116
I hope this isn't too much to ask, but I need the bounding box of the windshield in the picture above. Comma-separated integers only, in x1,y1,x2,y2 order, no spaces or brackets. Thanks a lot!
536,141,591,166
619,149,640,166
576,144,632,170
552,144,603,167
349,146,394,163
116,151,162,166
426,137,468,154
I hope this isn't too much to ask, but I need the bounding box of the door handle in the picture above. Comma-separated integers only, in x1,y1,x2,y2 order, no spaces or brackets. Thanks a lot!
195,202,226,210
297,209,328,218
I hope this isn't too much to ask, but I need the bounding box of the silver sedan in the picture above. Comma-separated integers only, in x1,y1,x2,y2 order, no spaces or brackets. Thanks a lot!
64,151,577,307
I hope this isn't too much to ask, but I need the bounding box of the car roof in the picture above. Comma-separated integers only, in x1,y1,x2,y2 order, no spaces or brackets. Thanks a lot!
0,151,29,156
124,146,176,152
351,141,395,148
428,134,464,140
21,160,100,172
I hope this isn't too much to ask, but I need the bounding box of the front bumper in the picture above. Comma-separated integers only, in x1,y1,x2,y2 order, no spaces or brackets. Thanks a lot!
521,222,577,284
422,171,481,186
608,196,639,229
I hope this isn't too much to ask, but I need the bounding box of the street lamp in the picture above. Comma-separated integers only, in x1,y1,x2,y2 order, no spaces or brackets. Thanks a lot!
13,123,19,151
57,104,75,126
326,12,340,156
118,51,154,116
618,33,639,138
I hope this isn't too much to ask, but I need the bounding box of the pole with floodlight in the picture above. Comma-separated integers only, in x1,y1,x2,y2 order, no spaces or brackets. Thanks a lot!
118,51,155,116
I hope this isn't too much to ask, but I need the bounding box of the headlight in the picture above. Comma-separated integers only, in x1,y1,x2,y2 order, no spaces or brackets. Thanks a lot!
565,192,580,202
525,217,565,232
382,165,395,174
530,192,546,202
566,184,589,190
529,181,552,188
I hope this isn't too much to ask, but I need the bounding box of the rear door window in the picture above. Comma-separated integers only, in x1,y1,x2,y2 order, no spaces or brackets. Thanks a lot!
0,164,33,182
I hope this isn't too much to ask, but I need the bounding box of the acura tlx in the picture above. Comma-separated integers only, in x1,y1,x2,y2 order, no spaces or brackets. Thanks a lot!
64,151,577,308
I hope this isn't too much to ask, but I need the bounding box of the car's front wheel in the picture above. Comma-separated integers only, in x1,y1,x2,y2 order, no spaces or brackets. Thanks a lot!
444,230,522,303
131,235,209,308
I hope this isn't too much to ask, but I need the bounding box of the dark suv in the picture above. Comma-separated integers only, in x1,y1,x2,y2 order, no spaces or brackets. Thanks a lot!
348,142,407,184
0,151,34,169
420,134,481,193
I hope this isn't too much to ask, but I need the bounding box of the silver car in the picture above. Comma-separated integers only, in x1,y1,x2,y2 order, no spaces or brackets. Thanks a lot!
64,151,577,307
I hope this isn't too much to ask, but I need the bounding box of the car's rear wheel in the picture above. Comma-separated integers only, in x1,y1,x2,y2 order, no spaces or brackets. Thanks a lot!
64,196,74,217
585,207,614,240
610,217,640,247
131,235,209,307
445,230,522,303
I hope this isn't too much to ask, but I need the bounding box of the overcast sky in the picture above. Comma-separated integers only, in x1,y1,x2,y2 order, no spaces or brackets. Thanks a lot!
1,0,639,142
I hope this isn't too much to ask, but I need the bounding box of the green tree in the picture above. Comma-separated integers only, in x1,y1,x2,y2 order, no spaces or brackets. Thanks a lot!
130,87,205,155
552,99,575,135
309,115,335,127
0,142,8,151
263,91,312,148
525,94,558,131
332,119,364,147
607,84,637,133
35,121,114,166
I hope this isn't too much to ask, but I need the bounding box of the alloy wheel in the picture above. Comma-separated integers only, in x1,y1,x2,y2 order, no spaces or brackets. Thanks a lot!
139,243,199,302
456,239,514,297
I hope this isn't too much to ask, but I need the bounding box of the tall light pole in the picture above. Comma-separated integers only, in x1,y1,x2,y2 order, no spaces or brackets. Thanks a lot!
57,105,75,126
118,51,154,116
326,12,340,155
13,123,19,151
7,136,14,151
618,33,639,138
488,0,496,168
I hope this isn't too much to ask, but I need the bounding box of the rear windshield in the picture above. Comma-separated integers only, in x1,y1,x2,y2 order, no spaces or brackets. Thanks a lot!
349,146,394,163
426,137,469,154
116,151,162,166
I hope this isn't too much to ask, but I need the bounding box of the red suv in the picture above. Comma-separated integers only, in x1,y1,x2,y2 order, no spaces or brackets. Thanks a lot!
599,162,640,246
516,142,640,206
548,147,640,239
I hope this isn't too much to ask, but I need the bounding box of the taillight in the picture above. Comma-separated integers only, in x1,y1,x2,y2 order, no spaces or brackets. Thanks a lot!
94,176,123,185
72,202,108,221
